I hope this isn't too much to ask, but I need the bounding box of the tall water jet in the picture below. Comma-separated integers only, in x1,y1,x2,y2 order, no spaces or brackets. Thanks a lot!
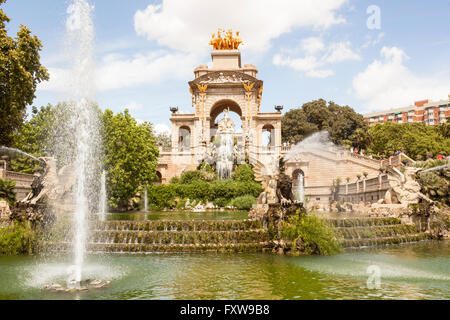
99,170,106,221
143,189,148,213
65,0,99,285
216,109,235,179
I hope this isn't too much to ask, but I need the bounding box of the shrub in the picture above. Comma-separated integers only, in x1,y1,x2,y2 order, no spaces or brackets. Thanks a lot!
179,171,203,184
146,167,263,210
232,164,255,182
0,221,36,255
281,214,342,255
213,197,229,208
229,195,256,210
0,178,16,205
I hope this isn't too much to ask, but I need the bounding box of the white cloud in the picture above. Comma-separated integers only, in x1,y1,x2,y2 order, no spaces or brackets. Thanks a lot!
324,41,361,63
273,39,360,78
39,0,350,93
125,101,143,111
301,37,325,55
96,51,197,91
38,67,70,92
38,51,198,92
353,46,450,112
154,123,171,135
134,0,348,54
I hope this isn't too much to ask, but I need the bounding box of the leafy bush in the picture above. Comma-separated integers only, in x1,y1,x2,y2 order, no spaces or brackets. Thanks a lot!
232,164,255,182
213,197,229,208
146,169,263,210
0,178,16,205
0,221,36,255
179,170,204,184
281,215,342,255
228,195,256,210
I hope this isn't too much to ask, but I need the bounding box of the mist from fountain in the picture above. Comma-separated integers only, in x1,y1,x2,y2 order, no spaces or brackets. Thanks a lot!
283,131,338,162
99,170,106,221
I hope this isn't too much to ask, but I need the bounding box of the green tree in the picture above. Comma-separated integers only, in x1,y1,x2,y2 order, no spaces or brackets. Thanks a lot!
102,109,159,210
367,122,450,159
282,99,367,145
11,103,80,173
0,0,49,146
155,131,171,148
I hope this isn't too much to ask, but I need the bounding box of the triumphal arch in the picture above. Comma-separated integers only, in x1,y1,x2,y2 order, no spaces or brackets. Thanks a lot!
157,30,283,184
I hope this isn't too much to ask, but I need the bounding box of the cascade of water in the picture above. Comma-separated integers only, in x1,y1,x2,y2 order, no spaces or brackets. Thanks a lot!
216,133,234,179
296,173,305,202
99,170,107,221
66,0,98,285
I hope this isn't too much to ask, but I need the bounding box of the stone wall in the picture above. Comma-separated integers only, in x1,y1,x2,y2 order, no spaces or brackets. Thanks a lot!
0,168,34,201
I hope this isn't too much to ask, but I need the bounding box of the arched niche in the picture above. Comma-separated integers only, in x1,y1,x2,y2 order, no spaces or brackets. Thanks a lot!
178,126,191,151
261,124,275,148
292,168,305,185
209,99,243,141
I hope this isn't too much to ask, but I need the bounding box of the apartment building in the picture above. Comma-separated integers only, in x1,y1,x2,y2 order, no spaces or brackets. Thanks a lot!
364,96,450,126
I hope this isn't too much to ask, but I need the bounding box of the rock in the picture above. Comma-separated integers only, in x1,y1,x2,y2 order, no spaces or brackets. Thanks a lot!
90,279,102,286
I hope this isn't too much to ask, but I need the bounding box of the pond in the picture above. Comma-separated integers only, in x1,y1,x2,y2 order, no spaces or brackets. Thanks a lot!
0,241,448,300
104,210,249,221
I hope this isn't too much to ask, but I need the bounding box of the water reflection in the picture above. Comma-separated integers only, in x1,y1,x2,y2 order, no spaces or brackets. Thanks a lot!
0,241,448,300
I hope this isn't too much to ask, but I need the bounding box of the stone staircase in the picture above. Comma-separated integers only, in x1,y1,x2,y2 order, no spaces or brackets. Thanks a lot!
328,217,431,248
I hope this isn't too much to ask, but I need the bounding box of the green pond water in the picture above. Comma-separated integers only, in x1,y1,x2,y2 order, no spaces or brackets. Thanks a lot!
105,211,249,221
0,241,448,300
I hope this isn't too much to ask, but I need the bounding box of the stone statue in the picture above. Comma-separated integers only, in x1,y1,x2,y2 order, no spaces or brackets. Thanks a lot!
217,108,235,134
381,166,433,206
276,159,296,206
21,157,59,205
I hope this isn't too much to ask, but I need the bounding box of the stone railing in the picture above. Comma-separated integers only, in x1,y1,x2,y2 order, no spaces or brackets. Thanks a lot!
338,174,389,204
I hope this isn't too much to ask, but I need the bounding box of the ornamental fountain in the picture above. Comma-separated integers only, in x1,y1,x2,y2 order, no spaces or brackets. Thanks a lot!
215,109,235,179
64,0,101,289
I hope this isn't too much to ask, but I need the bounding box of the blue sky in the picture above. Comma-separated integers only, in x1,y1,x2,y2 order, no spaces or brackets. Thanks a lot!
3,0,450,133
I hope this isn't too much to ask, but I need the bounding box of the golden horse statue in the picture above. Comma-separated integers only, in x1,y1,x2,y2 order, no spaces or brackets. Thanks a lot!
209,29,243,50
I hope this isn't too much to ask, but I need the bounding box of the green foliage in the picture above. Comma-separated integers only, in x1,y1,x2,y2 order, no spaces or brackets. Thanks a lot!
0,1,49,146
232,164,255,182
228,195,256,210
281,214,342,255
155,131,171,148
180,170,204,184
0,221,36,255
0,178,16,205
213,197,229,208
415,160,449,206
102,109,159,210
11,103,79,173
367,122,450,159
282,99,367,145
147,170,262,210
